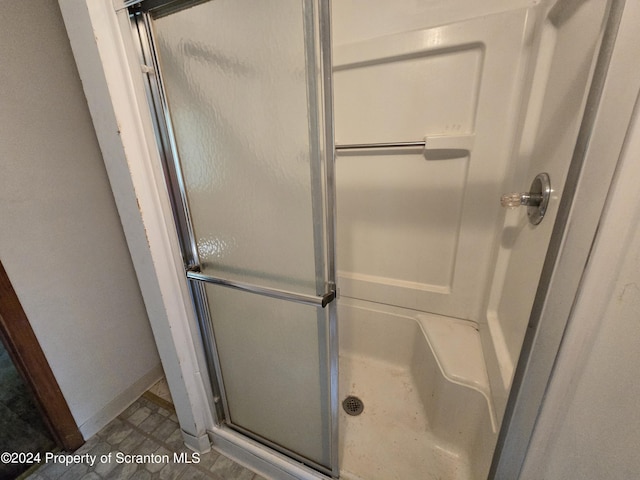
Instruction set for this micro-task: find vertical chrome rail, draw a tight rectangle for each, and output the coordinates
[128,7,231,426]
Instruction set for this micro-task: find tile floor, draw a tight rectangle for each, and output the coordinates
[145,379,173,406]
[1,341,56,480]
[24,388,266,480]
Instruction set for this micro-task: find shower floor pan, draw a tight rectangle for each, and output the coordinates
[338,298,496,480]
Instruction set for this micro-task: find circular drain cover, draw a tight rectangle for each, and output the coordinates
[343,396,364,416]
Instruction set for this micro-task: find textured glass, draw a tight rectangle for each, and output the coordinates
[152,0,331,469]
[154,0,319,294]
[205,284,330,467]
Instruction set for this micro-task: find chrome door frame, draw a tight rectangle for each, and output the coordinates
[127,0,339,477]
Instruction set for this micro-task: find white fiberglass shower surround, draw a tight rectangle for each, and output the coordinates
[59,0,633,479]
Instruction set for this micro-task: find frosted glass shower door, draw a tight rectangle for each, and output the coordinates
[135,0,336,474]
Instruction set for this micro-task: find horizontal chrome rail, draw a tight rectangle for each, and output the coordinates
[335,140,426,151]
[120,0,143,10]
[186,270,335,308]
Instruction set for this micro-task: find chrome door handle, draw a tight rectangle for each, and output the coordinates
[186,267,336,308]
[501,173,551,225]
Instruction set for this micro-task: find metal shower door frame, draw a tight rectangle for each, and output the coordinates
[126,0,339,476]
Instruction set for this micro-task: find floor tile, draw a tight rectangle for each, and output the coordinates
[102,420,133,446]
[73,435,100,456]
[118,429,147,453]
[134,438,162,456]
[58,463,89,480]
[119,401,142,421]
[176,465,211,480]
[209,456,254,480]
[129,469,153,480]
[164,429,186,451]
[108,461,138,480]
[0,343,56,479]
[145,447,172,474]
[157,462,186,480]
[93,456,118,478]
[37,460,69,480]
[26,381,264,480]
[138,413,167,435]
[152,418,179,440]
[156,406,172,418]
[127,406,152,427]
[195,451,220,470]
[78,473,100,480]
[147,379,174,405]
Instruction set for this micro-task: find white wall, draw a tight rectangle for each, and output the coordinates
[0,0,162,439]
[519,89,640,477]
[57,0,216,452]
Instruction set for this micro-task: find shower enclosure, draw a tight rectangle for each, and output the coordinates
[112,0,617,478]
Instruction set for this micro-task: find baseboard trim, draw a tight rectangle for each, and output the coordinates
[182,429,212,453]
[77,364,163,440]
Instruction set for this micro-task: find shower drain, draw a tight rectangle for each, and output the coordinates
[342,396,364,416]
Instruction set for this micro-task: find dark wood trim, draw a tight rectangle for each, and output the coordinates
[0,261,84,451]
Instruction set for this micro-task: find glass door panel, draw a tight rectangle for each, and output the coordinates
[205,284,330,467]
[135,0,336,474]
[153,0,323,294]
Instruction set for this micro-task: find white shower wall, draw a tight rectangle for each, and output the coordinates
[333,0,611,425]
[332,3,544,477]
[333,0,538,432]
[481,0,609,414]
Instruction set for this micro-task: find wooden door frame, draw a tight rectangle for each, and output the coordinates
[0,261,84,451]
